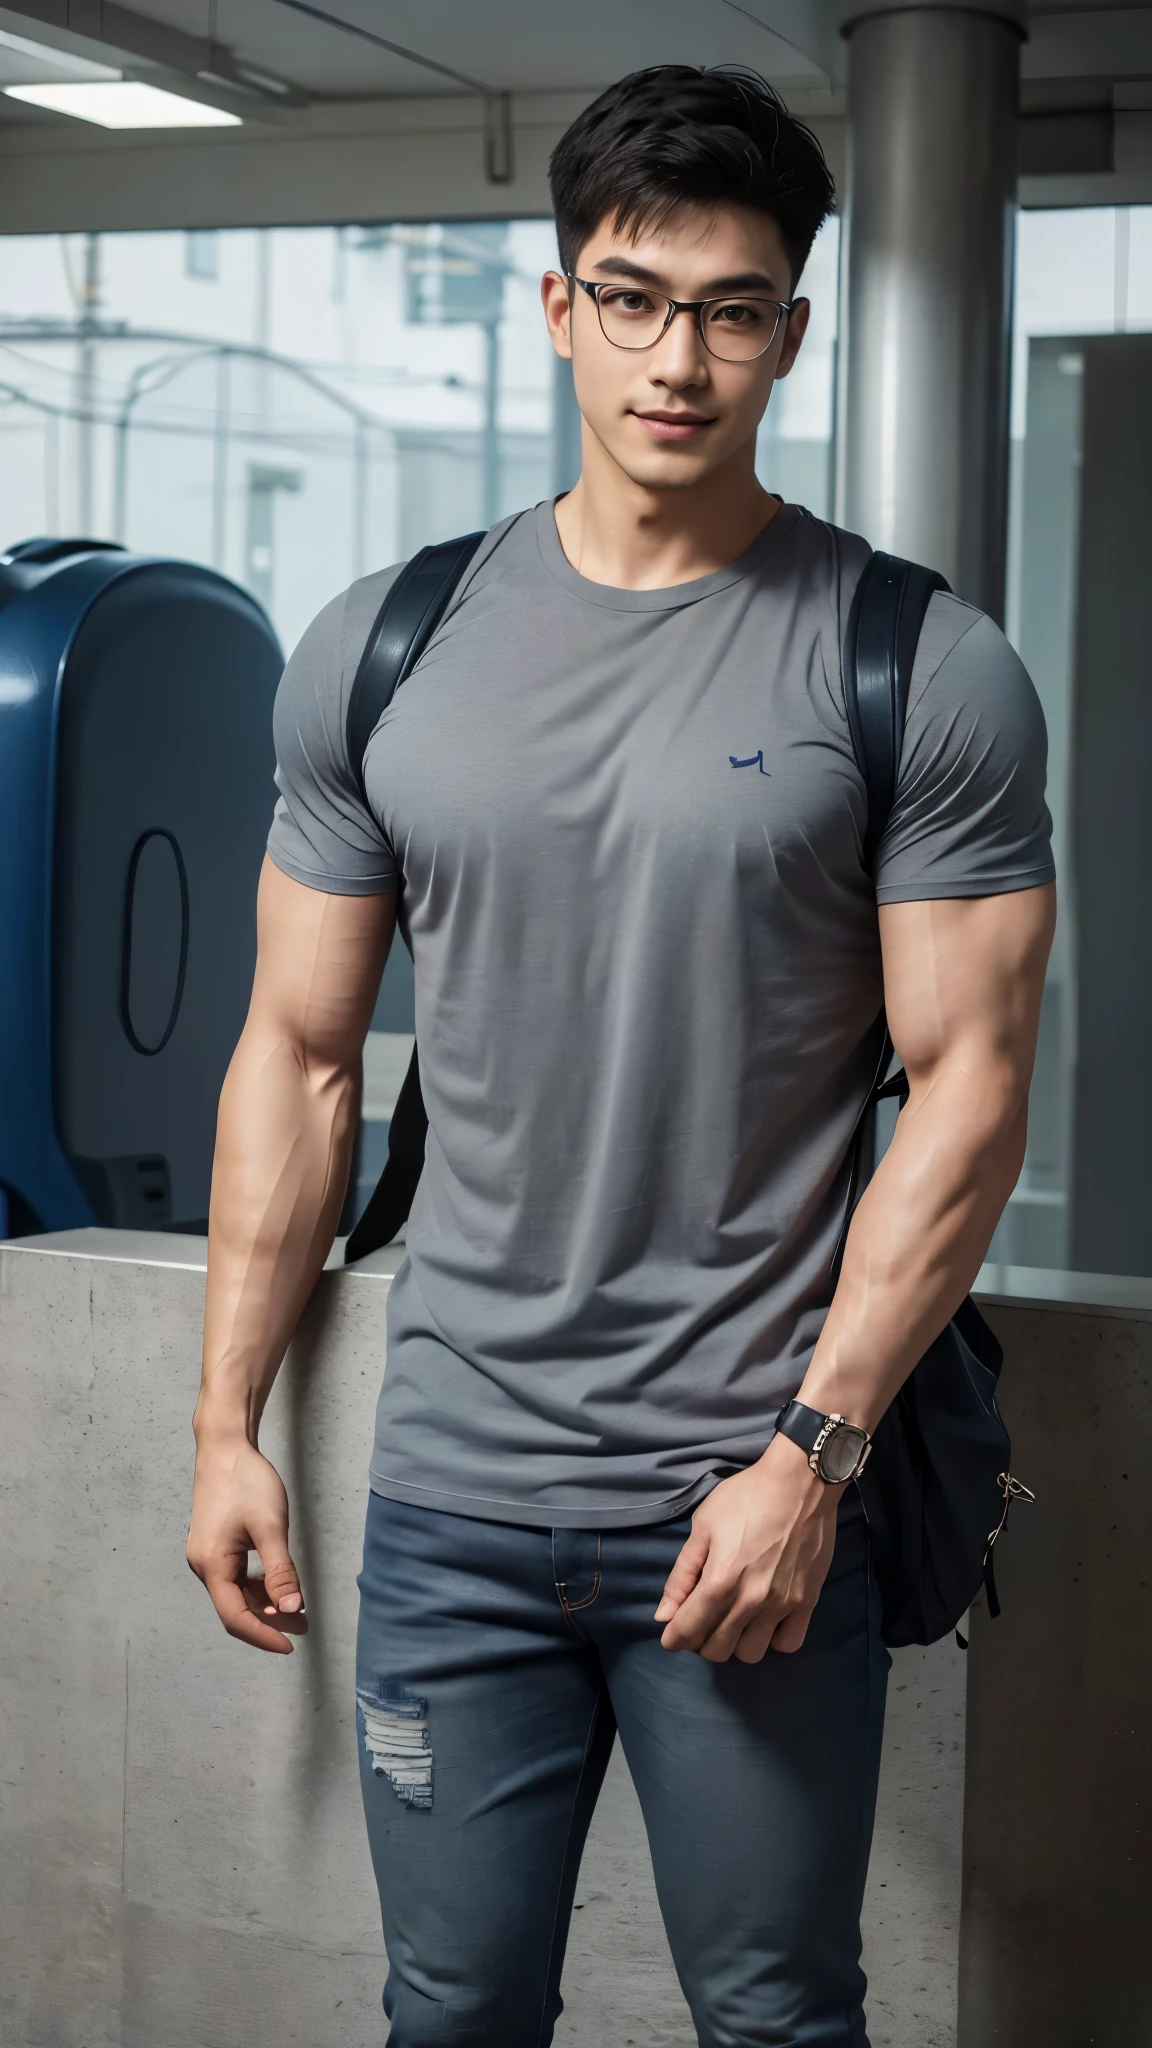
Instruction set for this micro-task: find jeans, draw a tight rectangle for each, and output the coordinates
[356,1488,889,2048]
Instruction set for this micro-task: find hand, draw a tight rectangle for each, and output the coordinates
[654,1433,839,1664]
[187,1436,307,1655]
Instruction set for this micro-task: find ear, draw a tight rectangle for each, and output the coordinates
[773,297,811,383]
[541,270,574,361]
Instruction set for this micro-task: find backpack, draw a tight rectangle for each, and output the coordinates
[342,531,1031,1649]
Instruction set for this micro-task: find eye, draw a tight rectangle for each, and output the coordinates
[709,299,766,327]
[601,287,659,316]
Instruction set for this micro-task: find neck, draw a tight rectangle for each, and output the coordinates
[552,429,778,591]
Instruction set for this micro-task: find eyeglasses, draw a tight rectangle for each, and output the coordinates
[569,275,794,364]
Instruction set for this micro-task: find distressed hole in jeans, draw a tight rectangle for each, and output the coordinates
[357,1684,433,1810]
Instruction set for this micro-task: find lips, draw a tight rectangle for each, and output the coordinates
[632,412,714,441]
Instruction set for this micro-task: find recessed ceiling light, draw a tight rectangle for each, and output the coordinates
[4,80,242,127]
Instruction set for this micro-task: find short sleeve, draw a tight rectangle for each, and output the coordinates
[873,595,1055,904]
[266,573,402,896]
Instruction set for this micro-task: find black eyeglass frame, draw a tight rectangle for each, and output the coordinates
[568,274,795,362]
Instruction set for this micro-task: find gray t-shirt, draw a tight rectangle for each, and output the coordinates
[268,501,1053,1528]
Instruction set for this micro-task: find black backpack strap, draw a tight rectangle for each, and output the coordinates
[346,529,485,800]
[345,1044,430,1264]
[843,550,950,870]
[343,531,484,1266]
[833,549,951,1259]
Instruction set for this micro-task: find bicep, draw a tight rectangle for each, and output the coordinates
[873,608,1054,907]
[246,857,397,1070]
[267,584,399,897]
[879,886,1056,1087]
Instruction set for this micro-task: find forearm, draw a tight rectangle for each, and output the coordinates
[796,1054,1027,1433]
[654,1061,1025,1665]
[195,1026,359,1445]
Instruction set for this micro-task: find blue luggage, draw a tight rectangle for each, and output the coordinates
[0,538,281,1236]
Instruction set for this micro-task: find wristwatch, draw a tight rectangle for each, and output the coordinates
[774,1399,873,1485]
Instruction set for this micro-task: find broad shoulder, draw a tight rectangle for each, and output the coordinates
[909,596,1033,720]
[274,565,406,730]
[781,507,872,584]
[286,508,536,704]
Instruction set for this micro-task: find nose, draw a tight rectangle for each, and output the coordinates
[645,306,710,387]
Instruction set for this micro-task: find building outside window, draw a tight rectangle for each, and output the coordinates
[184,228,220,281]
[0,216,841,651]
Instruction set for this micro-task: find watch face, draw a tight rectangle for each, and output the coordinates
[817,1423,870,1484]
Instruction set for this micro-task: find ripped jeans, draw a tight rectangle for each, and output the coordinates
[356,1489,889,2048]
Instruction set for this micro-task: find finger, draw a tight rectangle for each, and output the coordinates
[660,1569,745,1653]
[767,1603,814,1655]
[251,1533,305,1615]
[733,1610,787,1664]
[243,1575,309,1635]
[698,1601,782,1664]
[654,1529,710,1623]
[204,1568,298,1654]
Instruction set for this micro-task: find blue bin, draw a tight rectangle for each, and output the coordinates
[0,538,282,1236]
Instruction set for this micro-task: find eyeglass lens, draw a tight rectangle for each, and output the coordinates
[594,286,783,362]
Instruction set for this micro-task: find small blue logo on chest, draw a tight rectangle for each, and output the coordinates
[729,749,771,777]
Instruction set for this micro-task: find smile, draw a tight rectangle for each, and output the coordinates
[632,412,715,441]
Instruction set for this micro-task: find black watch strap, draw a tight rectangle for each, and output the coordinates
[775,1399,827,1458]
[775,1398,872,1484]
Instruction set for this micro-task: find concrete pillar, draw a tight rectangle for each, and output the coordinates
[837,6,1022,616]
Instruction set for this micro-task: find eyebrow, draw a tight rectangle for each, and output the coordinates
[588,255,783,296]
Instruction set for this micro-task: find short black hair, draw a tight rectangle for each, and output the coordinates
[549,66,835,291]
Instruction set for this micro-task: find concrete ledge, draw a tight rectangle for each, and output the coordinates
[976,1257,1152,1321]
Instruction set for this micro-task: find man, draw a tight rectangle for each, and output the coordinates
[188,65,1055,2048]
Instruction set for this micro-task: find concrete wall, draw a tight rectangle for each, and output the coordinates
[962,1281,1152,2048]
[7,1234,1136,2047]
[0,1232,390,2048]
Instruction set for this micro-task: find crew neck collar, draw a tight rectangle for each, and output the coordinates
[533,497,801,613]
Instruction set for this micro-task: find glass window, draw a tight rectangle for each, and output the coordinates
[0,216,842,644]
[0,222,561,653]
[0,219,564,1228]
[0,213,841,1238]
[990,207,1152,1275]
[756,216,839,518]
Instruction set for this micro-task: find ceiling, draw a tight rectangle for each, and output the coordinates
[1,0,1149,115]
[0,0,830,112]
[0,0,1148,232]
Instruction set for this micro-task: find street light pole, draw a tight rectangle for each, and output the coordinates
[75,233,101,534]
[482,314,500,529]
[212,349,231,570]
